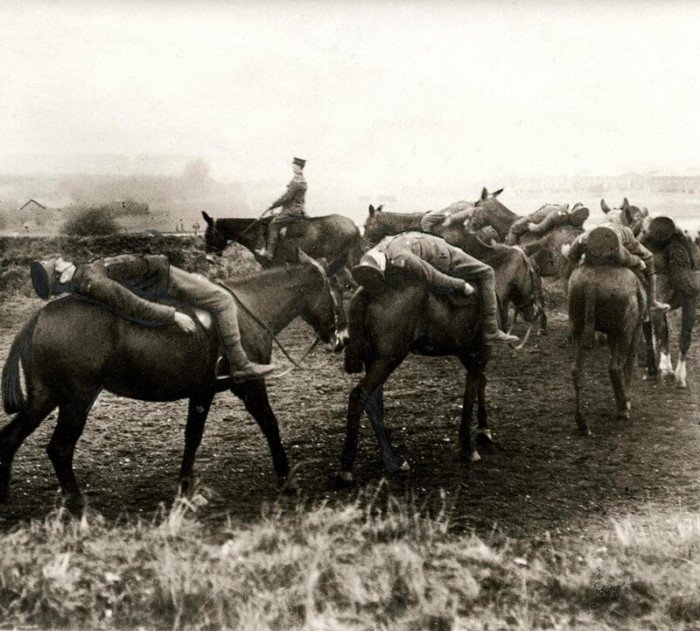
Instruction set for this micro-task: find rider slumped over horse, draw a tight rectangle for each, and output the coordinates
[29,254,278,382]
[256,156,308,260]
[348,232,520,349]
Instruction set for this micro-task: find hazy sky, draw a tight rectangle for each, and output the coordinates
[1,0,699,187]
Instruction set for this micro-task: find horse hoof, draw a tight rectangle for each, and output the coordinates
[475,429,494,448]
[280,477,299,495]
[470,450,481,463]
[617,410,631,421]
[64,495,86,517]
[335,470,355,487]
[576,424,591,437]
[387,460,410,474]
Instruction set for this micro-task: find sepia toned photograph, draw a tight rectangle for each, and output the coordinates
[0,1,698,629]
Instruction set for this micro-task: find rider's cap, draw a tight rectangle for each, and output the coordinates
[30,259,58,299]
[570,203,589,227]
[646,216,677,246]
[293,157,306,168]
[351,250,387,291]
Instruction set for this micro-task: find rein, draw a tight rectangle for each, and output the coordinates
[216,279,329,374]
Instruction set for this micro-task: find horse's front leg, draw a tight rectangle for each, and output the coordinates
[365,385,407,473]
[459,366,479,463]
[338,358,402,484]
[233,381,295,493]
[179,390,215,495]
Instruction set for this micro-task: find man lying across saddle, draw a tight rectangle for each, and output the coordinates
[562,221,670,315]
[419,200,475,234]
[30,254,278,382]
[641,216,699,342]
[256,157,307,260]
[350,231,519,345]
[504,203,589,245]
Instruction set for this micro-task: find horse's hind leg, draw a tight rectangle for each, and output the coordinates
[675,298,695,388]
[364,384,407,474]
[459,363,479,463]
[179,390,215,494]
[46,386,101,515]
[232,381,294,492]
[608,336,630,421]
[656,312,673,379]
[0,386,56,503]
[571,334,589,435]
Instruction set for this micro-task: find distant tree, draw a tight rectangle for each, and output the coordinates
[61,207,120,236]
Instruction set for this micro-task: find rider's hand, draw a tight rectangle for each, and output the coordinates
[635,259,647,272]
[463,282,476,296]
[174,311,197,334]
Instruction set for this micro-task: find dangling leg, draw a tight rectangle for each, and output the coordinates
[179,390,215,494]
[0,385,57,503]
[46,385,101,515]
[167,267,277,382]
[656,311,673,379]
[608,335,630,421]
[259,218,282,260]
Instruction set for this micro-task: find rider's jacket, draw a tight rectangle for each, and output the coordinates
[269,173,307,217]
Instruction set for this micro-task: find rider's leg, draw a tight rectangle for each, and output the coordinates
[451,259,519,344]
[527,209,566,234]
[505,216,529,245]
[261,217,283,259]
[167,267,277,381]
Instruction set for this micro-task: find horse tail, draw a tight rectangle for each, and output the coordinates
[582,283,596,349]
[2,311,40,415]
[344,289,369,374]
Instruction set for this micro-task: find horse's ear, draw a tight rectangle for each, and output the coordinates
[642,207,649,217]
[377,204,384,212]
[202,211,214,226]
[492,188,504,198]
[368,204,375,216]
[601,199,611,213]
[623,207,634,226]
[481,187,488,200]
[621,198,630,210]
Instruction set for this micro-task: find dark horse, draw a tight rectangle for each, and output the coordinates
[202,211,365,279]
[0,254,338,514]
[569,261,650,434]
[363,204,542,337]
[337,281,490,484]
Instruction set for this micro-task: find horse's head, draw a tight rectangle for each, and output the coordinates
[363,204,387,245]
[202,212,229,253]
[470,187,506,231]
[601,198,648,237]
[296,250,344,350]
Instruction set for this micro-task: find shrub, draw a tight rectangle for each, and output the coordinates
[61,207,120,237]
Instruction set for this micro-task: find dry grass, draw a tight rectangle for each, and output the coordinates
[0,487,697,630]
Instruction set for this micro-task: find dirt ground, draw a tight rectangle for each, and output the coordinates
[0,289,697,538]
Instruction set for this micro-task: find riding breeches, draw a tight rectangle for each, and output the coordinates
[166,266,241,347]
[449,261,499,335]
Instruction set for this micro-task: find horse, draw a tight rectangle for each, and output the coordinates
[639,221,698,389]
[0,252,339,514]
[363,204,543,336]
[568,251,653,434]
[337,280,490,484]
[470,188,588,282]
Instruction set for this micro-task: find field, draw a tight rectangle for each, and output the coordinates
[0,236,698,629]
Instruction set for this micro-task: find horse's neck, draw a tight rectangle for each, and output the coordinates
[228,269,311,333]
[381,213,422,234]
[221,220,261,251]
[488,205,520,234]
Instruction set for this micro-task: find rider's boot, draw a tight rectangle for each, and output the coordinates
[227,341,277,383]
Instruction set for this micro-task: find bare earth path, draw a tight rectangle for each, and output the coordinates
[0,294,697,538]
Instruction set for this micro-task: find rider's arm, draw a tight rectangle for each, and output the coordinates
[666,241,700,298]
[72,267,176,326]
[268,180,302,211]
[389,252,465,294]
[623,232,655,270]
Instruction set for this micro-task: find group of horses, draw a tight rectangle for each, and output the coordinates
[0,189,691,514]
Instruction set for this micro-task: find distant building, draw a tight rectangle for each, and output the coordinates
[18,199,47,214]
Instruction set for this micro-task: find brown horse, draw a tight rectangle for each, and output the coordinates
[0,254,339,514]
[363,204,542,334]
[338,280,490,484]
[568,260,648,435]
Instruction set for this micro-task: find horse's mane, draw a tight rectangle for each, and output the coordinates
[225,264,310,291]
